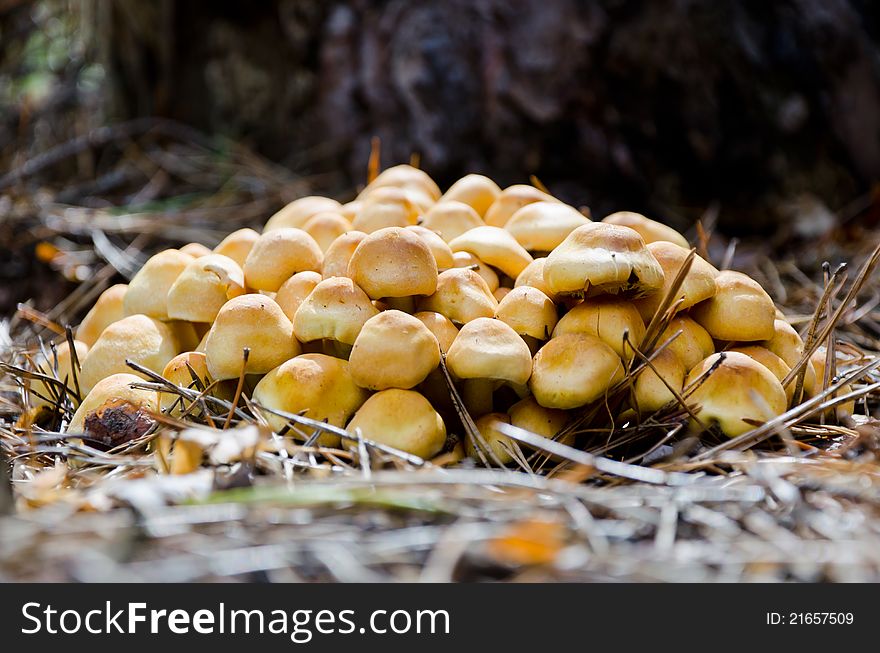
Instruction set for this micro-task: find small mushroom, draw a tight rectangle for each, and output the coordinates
[690,270,776,341]
[466,412,516,464]
[349,310,441,390]
[543,223,664,298]
[166,254,246,323]
[292,277,379,357]
[420,201,484,242]
[810,348,855,419]
[347,226,438,311]
[657,315,715,371]
[406,225,455,269]
[495,286,558,353]
[514,257,559,303]
[274,270,323,323]
[252,353,368,447]
[321,230,368,279]
[451,251,500,292]
[76,283,128,346]
[633,349,686,413]
[602,211,689,248]
[505,201,590,253]
[685,351,787,437]
[413,311,459,353]
[243,228,323,292]
[204,295,300,380]
[123,249,194,319]
[360,164,441,203]
[158,351,222,416]
[66,373,159,448]
[439,174,502,217]
[30,339,89,410]
[728,345,797,403]
[508,396,571,446]
[346,389,447,459]
[302,212,353,253]
[632,241,718,322]
[446,317,532,417]
[352,186,422,233]
[552,297,646,362]
[79,314,182,393]
[179,242,213,258]
[530,334,624,410]
[417,268,498,325]
[484,184,557,228]
[213,228,260,267]
[448,226,534,280]
[263,196,343,231]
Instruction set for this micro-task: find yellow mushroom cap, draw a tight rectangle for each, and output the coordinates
[351,186,421,233]
[418,268,498,325]
[543,223,665,298]
[30,339,89,410]
[508,396,569,440]
[405,225,455,269]
[413,311,459,353]
[514,257,559,303]
[347,227,438,299]
[322,230,368,279]
[204,295,300,380]
[179,242,213,258]
[686,351,787,437]
[439,174,502,217]
[530,333,624,409]
[166,254,246,323]
[448,226,534,279]
[77,283,128,346]
[446,317,532,385]
[633,241,718,322]
[243,227,323,292]
[493,287,512,302]
[757,318,816,395]
[263,196,343,232]
[634,348,686,413]
[690,270,776,341]
[466,412,516,463]
[346,389,446,459]
[810,348,854,418]
[275,270,323,323]
[484,184,557,228]
[505,201,590,252]
[253,353,368,446]
[79,314,182,393]
[349,310,441,390]
[123,249,194,319]
[451,251,500,292]
[158,351,213,415]
[302,212,353,253]
[66,373,159,443]
[420,201,485,242]
[657,315,715,371]
[728,345,797,402]
[602,211,689,248]
[495,286,558,340]
[361,164,442,202]
[213,228,260,267]
[552,297,646,361]
[293,276,379,346]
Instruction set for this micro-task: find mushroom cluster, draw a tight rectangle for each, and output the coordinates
[46,165,842,465]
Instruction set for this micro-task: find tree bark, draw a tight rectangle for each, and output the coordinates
[94,0,880,233]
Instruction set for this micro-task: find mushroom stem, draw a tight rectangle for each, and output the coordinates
[461,378,494,418]
[322,339,353,360]
[384,296,416,313]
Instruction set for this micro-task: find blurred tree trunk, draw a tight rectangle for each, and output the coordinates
[93,0,880,234]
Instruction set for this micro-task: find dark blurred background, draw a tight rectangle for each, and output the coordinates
[2,1,880,309]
